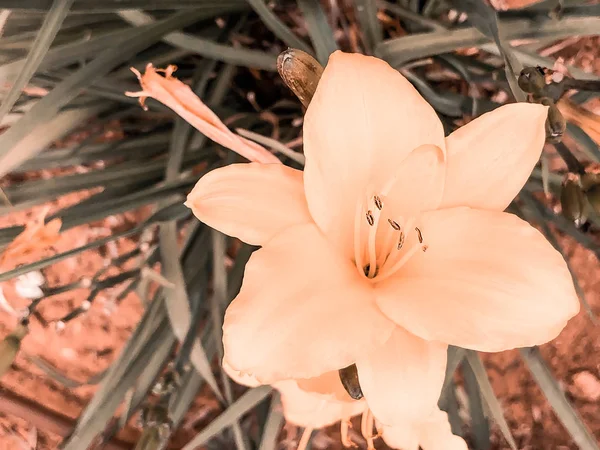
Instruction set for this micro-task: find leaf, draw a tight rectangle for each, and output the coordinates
[462,360,491,450]
[448,0,525,101]
[520,347,600,450]
[245,0,312,53]
[464,350,517,450]
[159,223,225,403]
[297,0,339,65]
[0,10,210,177]
[258,392,284,450]
[235,128,305,165]
[117,10,277,71]
[0,0,74,123]
[376,15,600,68]
[181,386,273,450]
[354,0,382,53]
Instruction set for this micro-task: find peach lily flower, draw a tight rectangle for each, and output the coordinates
[225,363,465,450]
[186,51,579,429]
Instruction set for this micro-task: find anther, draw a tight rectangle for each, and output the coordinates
[387,218,401,231]
[415,227,423,244]
[422,245,428,252]
[366,210,374,226]
[397,232,405,250]
[373,195,383,210]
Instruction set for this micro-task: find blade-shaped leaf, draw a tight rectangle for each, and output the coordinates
[520,347,600,450]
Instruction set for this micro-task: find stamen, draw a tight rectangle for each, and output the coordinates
[387,218,401,230]
[366,207,381,278]
[297,427,314,450]
[366,210,375,226]
[340,420,357,448]
[415,226,423,244]
[422,244,428,252]
[373,195,383,210]
[353,199,365,278]
[377,242,424,283]
[360,410,378,450]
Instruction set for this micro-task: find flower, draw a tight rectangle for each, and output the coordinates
[224,362,464,450]
[126,64,280,165]
[186,51,579,432]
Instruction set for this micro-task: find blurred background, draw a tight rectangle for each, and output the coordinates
[0,0,598,449]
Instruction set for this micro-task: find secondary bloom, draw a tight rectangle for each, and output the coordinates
[186,51,579,431]
[224,363,465,450]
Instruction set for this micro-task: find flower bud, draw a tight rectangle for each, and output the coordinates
[338,364,363,400]
[541,98,566,143]
[560,173,587,227]
[0,323,28,378]
[277,49,324,108]
[518,67,546,94]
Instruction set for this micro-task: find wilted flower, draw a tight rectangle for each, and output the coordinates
[126,64,280,165]
[185,51,579,435]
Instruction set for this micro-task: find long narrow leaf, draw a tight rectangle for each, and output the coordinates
[520,347,599,450]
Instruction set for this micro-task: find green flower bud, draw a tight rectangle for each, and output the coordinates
[518,67,546,95]
[541,98,566,143]
[561,173,587,227]
[277,49,323,109]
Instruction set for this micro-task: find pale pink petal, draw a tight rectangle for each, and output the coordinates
[303,51,445,256]
[379,143,445,219]
[223,223,395,383]
[296,370,355,402]
[380,409,467,450]
[376,207,580,352]
[379,423,419,450]
[222,360,261,388]
[440,103,547,211]
[355,327,447,426]
[185,163,312,246]
[127,64,279,164]
[275,379,366,428]
[417,409,468,450]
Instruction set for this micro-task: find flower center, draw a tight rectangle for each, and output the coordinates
[353,191,427,283]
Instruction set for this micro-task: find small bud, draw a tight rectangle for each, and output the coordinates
[0,324,28,378]
[277,49,324,109]
[338,364,363,400]
[581,165,600,215]
[541,98,566,143]
[518,67,546,94]
[561,173,587,227]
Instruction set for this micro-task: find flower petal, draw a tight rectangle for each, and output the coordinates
[380,409,467,450]
[185,163,312,246]
[223,223,395,383]
[376,207,580,352]
[128,64,279,164]
[355,327,447,426]
[296,370,354,402]
[275,379,366,428]
[440,103,547,211]
[417,409,468,450]
[303,51,445,255]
